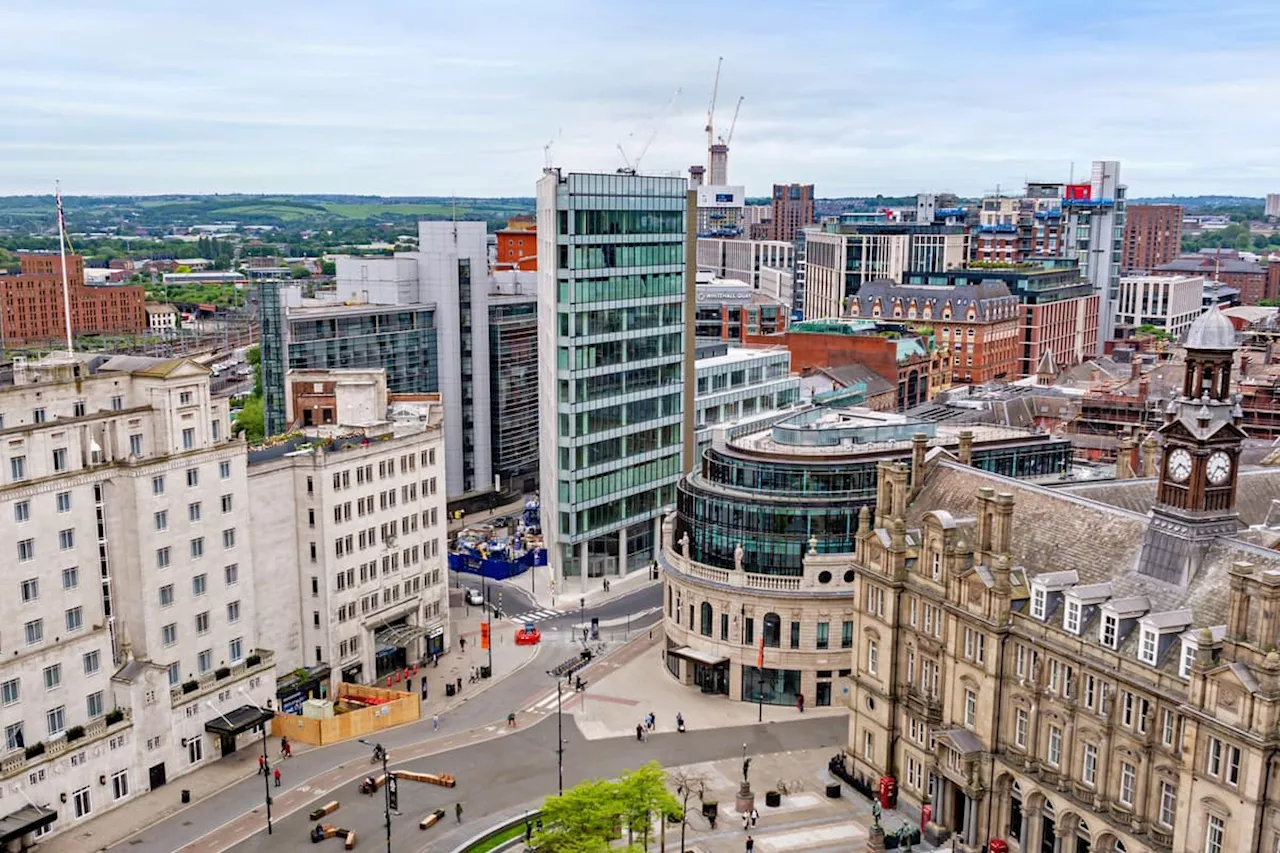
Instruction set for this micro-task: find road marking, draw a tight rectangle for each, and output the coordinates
[507,608,563,623]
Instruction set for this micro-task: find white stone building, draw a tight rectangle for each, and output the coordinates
[1115,274,1206,339]
[0,353,275,845]
[248,369,449,687]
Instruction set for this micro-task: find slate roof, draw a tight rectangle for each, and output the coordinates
[1058,468,1280,528]
[817,364,896,399]
[851,279,1020,323]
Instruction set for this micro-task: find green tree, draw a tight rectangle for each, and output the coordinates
[321,260,336,276]
[234,397,264,444]
[537,778,626,853]
[618,763,683,851]
[246,345,262,398]
[290,265,311,279]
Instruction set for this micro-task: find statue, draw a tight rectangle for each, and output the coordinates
[734,543,744,572]
[679,531,690,560]
[871,799,882,829]
[742,757,752,786]
[808,536,818,556]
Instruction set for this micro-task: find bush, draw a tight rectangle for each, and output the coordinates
[105,708,125,725]
[183,680,199,694]
[215,667,232,680]
[246,654,262,667]
[66,726,85,742]
[24,743,45,760]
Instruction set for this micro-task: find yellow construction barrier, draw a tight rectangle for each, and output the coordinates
[419,809,447,830]
[396,770,457,788]
[309,801,340,821]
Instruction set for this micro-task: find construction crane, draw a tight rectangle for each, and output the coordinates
[617,87,682,173]
[721,96,744,147]
[705,56,723,150]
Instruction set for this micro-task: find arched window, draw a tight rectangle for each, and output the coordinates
[700,602,713,637]
[763,613,782,648]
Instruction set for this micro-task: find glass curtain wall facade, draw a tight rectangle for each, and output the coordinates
[489,298,539,494]
[256,281,288,436]
[538,171,688,583]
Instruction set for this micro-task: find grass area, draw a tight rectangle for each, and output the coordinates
[462,822,524,853]
[215,204,326,220]
[321,202,457,218]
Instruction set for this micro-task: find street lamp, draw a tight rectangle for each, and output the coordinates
[580,596,586,645]
[486,578,493,677]
[546,671,565,796]
[359,739,395,853]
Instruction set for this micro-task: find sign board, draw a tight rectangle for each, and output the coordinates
[388,775,399,811]
[1065,184,1092,201]
[696,185,745,208]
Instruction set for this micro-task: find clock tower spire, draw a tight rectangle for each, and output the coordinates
[1138,305,1245,584]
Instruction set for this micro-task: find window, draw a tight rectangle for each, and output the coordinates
[195,612,210,634]
[225,563,239,585]
[863,730,874,761]
[865,585,885,617]
[867,640,879,675]
[182,428,195,450]
[5,723,23,752]
[1207,737,1223,776]
[1205,814,1224,853]
[47,706,66,737]
[33,408,46,424]
[83,651,100,676]
[130,434,143,456]
[156,547,171,569]
[816,622,829,650]
[21,577,38,603]
[187,468,199,487]
[59,528,75,550]
[1101,613,1118,648]
[790,621,800,649]
[168,663,180,686]
[720,613,729,641]
[65,607,83,633]
[930,551,942,581]
[17,539,34,562]
[1084,674,1096,709]
[189,502,202,522]
[24,619,43,646]
[1064,600,1081,634]
[190,537,204,559]
[227,600,241,623]
[72,786,91,819]
[11,456,27,482]
[1083,743,1097,786]
[1119,761,1136,807]
[1014,709,1028,748]
[155,510,168,531]
[1158,780,1176,828]
[152,475,165,495]
[762,613,781,647]
[842,620,853,649]
[229,637,243,662]
[964,689,976,728]
[197,649,212,674]
[1016,645,1027,678]
[56,491,71,513]
[13,500,29,523]
[1181,640,1197,679]
[699,602,712,637]
[1162,709,1176,747]
[220,460,231,479]
[1227,744,1241,786]
[192,573,207,596]
[1140,628,1158,665]
[87,691,104,719]
[1047,726,1062,767]
[221,494,233,513]
[111,770,129,801]
[162,624,177,647]
[222,528,236,549]
[1031,586,1046,619]
[743,618,753,646]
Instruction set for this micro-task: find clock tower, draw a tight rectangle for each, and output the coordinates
[1139,305,1246,585]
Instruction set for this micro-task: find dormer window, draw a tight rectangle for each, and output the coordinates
[1100,613,1118,649]
[1064,601,1081,634]
[1139,628,1158,666]
[931,552,942,581]
[1179,640,1196,679]
[1031,586,1047,620]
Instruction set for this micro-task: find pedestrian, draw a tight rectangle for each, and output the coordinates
[636,723,644,742]
[797,693,805,713]
[258,755,265,775]
[742,812,750,831]
[460,637,466,652]
[745,835,754,853]
[433,714,440,731]
[421,679,428,701]
[583,627,588,644]
[274,767,281,788]
[406,677,412,693]
[284,739,292,758]
[507,712,517,727]
[750,807,758,827]
[455,802,464,824]
[456,676,462,693]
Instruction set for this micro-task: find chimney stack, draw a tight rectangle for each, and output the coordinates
[957,430,974,466]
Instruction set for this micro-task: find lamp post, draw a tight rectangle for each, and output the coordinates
[359,739,394,853]
[580,596,586,645]
[260,726,273,835]
[546,670,565,796]
[486,579,493,677]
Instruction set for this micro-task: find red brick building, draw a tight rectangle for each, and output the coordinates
[847,280,1021,384]
[1156,251,1267,304]
[1122,204,1183,272]
[1268,261,1280,304]
[0,254,146,344]
[494,217,537,272]
[766,183,815,242]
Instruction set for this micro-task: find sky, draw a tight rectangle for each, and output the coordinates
[2,0,1278,198]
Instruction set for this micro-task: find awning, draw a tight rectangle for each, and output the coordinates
[204,705,275,737]
[668,646,730,667]
[375,623,428,648]
[936,728,984,756]
[0,805,56,844]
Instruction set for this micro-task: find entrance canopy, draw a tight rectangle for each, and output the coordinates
[375,623,427,648]
[669,646,729,667]
[0,805,56,844]
[936,728,984,755]
[204,705,275,738]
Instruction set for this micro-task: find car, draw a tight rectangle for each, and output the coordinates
[490,515,511,528]
[466,588,484,606]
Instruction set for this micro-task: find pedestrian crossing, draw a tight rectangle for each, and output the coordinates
[506,608,563,624]
[523,691,564,714]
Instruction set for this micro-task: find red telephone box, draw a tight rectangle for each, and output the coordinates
[989,840,1009,853]
[878,776,897,809]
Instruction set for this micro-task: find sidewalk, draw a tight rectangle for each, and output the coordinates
[42,603,538,853]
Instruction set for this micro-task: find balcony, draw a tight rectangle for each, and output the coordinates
[170,648,275,705]
[904,684,943,724]
[1,708,133,780]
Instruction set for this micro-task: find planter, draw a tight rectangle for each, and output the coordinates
[24,742,45,760]
[182,680,199,694]
[246,654,262,667]
[765,791,781,808]
[826,782,841,799]
[105,708,125,725]
[215,667,231,680]
[66,726,85,743]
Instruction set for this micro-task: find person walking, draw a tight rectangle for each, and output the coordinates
[797,693,805,713]
[433,714,440,731]
[742,812,750,831]
[273,767,282,788]
[455,802,464,824]
[745,835,754,852]
[636,723,645,742]
[750,807,758,828]
[258,755,265,775]
[507,712,517,727]
[460,637,466,652]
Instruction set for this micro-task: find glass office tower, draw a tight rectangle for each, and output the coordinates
[537,170,688,586]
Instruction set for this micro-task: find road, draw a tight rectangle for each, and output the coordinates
[453,572,663,636]
[235,714,844,852]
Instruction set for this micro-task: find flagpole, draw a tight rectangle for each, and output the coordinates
[757,636,764,723]
[56,182,73,356]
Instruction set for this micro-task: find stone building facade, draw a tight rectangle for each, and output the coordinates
[840,306,1280,853]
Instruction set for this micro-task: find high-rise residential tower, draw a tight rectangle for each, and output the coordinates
[1122,203,1183,273]
[767,184,815,242]
[537,170,690,588]
[1063,160,1126,349]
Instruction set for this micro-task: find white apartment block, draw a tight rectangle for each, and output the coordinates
[1116,274,1206,339]
[248,370,449,688]
[0,353,275,845]
[696,237,794,290]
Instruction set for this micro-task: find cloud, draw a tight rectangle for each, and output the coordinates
[0,0,1277,196]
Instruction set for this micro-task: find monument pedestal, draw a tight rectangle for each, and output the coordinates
[735,783,755,814]
[867,825,886,853]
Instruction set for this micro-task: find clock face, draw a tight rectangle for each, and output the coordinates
[1166,448,1192,483]
[1207,451,1232,485]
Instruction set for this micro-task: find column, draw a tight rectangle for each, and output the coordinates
[578,540,588,592]
[1024,806,1042,853]
[653,514,664,568]
[966,796,978,846]
[618,526,628,576]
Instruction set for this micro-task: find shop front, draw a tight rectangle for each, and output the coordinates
[667,646,730,695]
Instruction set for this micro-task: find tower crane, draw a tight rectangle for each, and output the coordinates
[721,96,744,147]
[705,57,723,151]
[617,87,682,173]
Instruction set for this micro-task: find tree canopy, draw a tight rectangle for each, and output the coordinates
[534,762,681,853]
